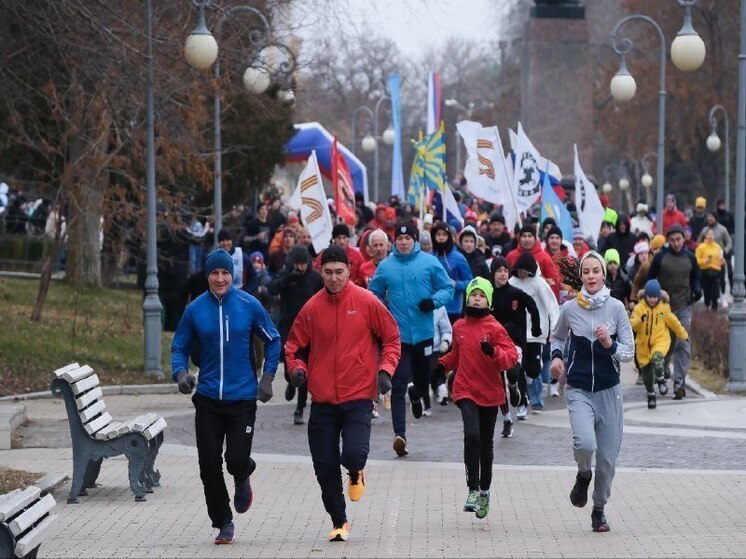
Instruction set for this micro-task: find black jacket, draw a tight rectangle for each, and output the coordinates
[460,248,491,280]
[490,282,542,349]
[605,270,631,304]
[268,265,323,340]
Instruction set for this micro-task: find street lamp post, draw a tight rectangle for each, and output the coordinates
[444,98,474,176]
[617,159,634,213]
[186,0,295,245]
[143,0,162,378]
[351,105,374,158]
[601,164,615,197]
[610,2,705,233]
[640,151,657,205]
[706,104,731,211]
[352,99,394,203]
[727,0,746,391]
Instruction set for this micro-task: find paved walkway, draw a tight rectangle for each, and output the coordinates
[3,362,746,558]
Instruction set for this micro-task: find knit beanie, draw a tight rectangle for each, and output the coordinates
[465,276,494,307]
[546,225,563,240]
[217,228,232,242]
[604,248,621,266]
[287,245,310,266]
[204,248,234,278]
[580,250,606,278]
[695,196,706,209]
[633,242,649,255]
[519,224,537,238]
[332,223,350,238]
[490,256,509,275]
[320,245,349,266]
[394,220,419,241]
[644,279,662,300]
[489,212,505,224]
[512,252,538,276]
[650,234,666,251]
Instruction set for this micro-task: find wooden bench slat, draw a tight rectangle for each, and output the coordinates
[78,400,106,423]
[132,413,158,432]
[0,489,22,506]
[61,364,94,383]
[83,412,112,435]
[0,487,40,522]
[143,417,167,441]
[9,494,55,536]
[53,363,80,378]
[14,513,57,558]
[72,374,100,395]
[94,422,122,440]
[75,386,103,410]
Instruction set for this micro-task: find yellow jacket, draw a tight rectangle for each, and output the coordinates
[695,240,724,272]
[630,295,689,366]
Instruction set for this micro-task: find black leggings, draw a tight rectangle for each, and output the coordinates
[457,398,499,491]
[702,269,720,310]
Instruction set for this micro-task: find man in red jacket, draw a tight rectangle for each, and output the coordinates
[653,193,688,235]
[506,224,560,300]
[313,223,365,284]
[285,246,401,543]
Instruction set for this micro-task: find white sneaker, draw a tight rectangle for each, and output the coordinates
[549,383,560,397]
[516,405,528,420]
[422,406,432,417]
[436,383,448,404]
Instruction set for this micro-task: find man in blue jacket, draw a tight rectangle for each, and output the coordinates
[172,248,281,545]
[369,221,454,457]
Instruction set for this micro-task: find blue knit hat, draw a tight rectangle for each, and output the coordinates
[644,279,662,300]
[204,248,234,278]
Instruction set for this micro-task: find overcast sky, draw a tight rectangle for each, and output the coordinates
[285,0,503,57]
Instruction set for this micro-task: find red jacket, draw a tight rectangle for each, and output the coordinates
[314,245,365,285]
[439,314,518,407]
[506,242,561,300]
[285,281,401,404]
[654,209,688,234]
[357,258,379,287]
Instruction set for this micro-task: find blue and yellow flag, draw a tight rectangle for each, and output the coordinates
[540,165,573,241]
[422,121,446,195]
[407,135,426,208]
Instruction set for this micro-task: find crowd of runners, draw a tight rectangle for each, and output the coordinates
[170,187,731,544]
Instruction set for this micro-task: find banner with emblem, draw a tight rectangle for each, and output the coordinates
[573,144,604,242]
[511,122,562,214]
[288,150,333,253]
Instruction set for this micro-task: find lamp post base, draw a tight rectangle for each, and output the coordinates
[728,298,746,391]
[143,292,163,379]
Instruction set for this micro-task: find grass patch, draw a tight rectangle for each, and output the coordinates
[689,359,729,394]
[0,277,173,396]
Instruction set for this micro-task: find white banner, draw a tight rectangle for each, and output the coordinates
[457,120,518,231]
[512,122,543,212]
[574,144,604,242]
[289,151,333,253]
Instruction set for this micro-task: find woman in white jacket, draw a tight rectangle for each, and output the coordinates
[508,252,559,419]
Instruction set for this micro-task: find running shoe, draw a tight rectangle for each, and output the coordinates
[647,392,657,409]
[214,521,235,545]
[673,385,686,400]
[508,383,521,408]
[657,378,668,396]
[570,470,592,508]
[348,470,365,501]
[408,384,423,418]
[393,435,408,457]
[475,491,490,519]
[285,383,296,401]
[516,405,528,420]
[234,476,253,513]
[501,420,514,438]
[422,406,432,417]
[293,409,304,425]
[328,522,350,542]
[591,508,610,532]
[436,383,448,404]
[549,382,560,397]
[463,490,478,512]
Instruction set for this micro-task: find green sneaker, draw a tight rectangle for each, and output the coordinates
[463,490,478,512]
[475,491,490,519]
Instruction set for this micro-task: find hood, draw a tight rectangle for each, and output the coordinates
[512,252,537,276]
[431,222,454,255]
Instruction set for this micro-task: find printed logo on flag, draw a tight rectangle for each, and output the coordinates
[517,153,540,198]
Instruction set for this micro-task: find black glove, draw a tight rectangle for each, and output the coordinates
[290,369,307,388]
[480,341,495,356]
[176,371,196,395]
[257,374,273,403]
[531,326,542,338]
[377,370,392,395]
[418,298,435,312]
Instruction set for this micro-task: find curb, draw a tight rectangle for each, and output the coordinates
[0,383,177,402]
[0,405,26,450]
[684,376,719,400]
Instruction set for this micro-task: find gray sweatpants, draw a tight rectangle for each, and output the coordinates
[672,306,692,390]
[565,383,623,509]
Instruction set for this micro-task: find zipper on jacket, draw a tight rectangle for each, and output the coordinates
[591,311,595,392]
[225,315,230,342]
[218,299,224,400]
[568,350,576,376]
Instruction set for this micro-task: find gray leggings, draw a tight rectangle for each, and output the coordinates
[565,383,623,509]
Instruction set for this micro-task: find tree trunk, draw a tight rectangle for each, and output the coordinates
[65,187,103,289]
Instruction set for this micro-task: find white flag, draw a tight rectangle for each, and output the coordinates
[574,144,604,243]
[290,151,333,253]
[457,120,518,231]
[511,122,544,212]
[443,184,464,228]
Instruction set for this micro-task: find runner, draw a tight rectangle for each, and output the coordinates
[549,251,634,533]
[285,246,401,542]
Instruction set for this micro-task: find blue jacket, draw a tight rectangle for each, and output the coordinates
[369,243,454,345]
[171,286,281,401]
[434,248,472,316]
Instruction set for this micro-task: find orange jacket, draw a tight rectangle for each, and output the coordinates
[285,281,401,404]
[439,314,518,407]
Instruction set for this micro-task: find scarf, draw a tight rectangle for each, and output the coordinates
[464,306,491,318]
[577,285,611,310]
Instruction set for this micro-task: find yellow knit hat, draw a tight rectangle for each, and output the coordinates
[650,234,666,251]
[695,196,706,209]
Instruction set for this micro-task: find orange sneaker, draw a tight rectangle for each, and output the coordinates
[328,522,350,542]
[348,470,365,501]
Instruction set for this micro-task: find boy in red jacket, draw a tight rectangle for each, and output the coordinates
[434,276,518,519]
[285,246,401,542]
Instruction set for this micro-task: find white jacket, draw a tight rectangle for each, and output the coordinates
[432,306,453,349]
[509,275,559,344]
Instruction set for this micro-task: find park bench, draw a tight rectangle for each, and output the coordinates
[0,485,57,559]
[50,363,166,504]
